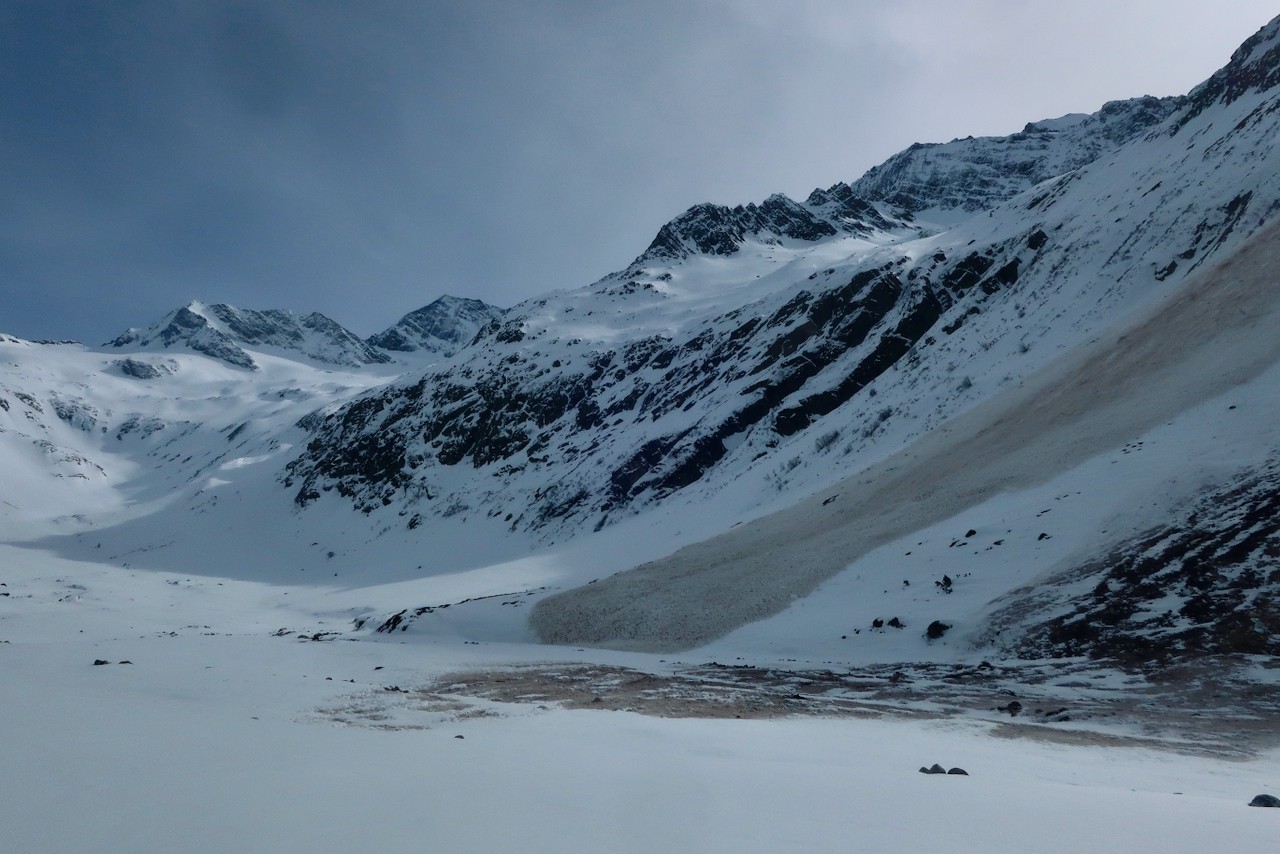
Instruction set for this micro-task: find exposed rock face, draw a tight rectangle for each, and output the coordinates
[108,301,391,370]
[1174,16,1280,131]
[367,295,505,356]
[986,461,1280,662]
[636,191,907,263]
[114,358,177,380]
[282,235,1040,522]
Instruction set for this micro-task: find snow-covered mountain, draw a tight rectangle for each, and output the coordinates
[108,300,391,370]
[11,17,1280,849]
[5,14,1280,664]
[845,94,1184,213]
[633,188,915,263]
[367,295,505,357]
[283,18,1280,555]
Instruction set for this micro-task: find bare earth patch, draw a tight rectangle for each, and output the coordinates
[320,655,1280,758]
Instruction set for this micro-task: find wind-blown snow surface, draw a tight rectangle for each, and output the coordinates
[4,545,1280,854]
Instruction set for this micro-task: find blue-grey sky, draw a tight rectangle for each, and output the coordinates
[2,1,1275,343]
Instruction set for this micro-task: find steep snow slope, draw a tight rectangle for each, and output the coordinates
[531,217,1280,650]
[109,300,391,369]
[284,17,1280,554]
[846,95,1183,213]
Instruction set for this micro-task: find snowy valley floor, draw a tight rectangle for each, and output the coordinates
[3,546,1279,853]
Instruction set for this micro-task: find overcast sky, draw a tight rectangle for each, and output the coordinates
[2,1,1276,343]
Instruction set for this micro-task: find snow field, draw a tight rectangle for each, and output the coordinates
[3,545,1278,853]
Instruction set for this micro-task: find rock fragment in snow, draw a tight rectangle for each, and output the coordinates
[1249,794,1280,807]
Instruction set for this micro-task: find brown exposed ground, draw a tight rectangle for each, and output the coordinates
[324,656,1280,759]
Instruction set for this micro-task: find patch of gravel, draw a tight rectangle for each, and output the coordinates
[342,654,1280,759]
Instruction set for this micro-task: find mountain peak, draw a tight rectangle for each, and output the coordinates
[1174,14,1280,131]
[109,302,391,369]
[634,188,907,265]
[846,93,1185,213]
[367,295,505,357]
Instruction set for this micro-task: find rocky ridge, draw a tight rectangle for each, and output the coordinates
[282,19,1280,542]
[846,95,1185,213]
[108,301,391,370]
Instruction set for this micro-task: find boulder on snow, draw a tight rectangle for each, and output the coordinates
[926,620,951,639]
[919,764,947,774]
[947,767,969,776]
[1249,794,1280,807]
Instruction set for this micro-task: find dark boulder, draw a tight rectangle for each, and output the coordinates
[1249,794,1280,807]
[926,620,952,640]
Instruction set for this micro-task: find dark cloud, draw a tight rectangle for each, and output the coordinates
[1,1,1276,342]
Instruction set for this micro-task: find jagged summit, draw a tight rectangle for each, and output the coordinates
[845,94,1185,213]
[634,190,910,264]
[367,295,505,357]
[1174,13,1280,130]
[108,300,391,370]
[628,93,1185,271]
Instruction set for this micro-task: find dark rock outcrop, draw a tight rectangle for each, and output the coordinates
[988,461,1280,663]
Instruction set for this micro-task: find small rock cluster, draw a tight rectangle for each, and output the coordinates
[919,764,968,776]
